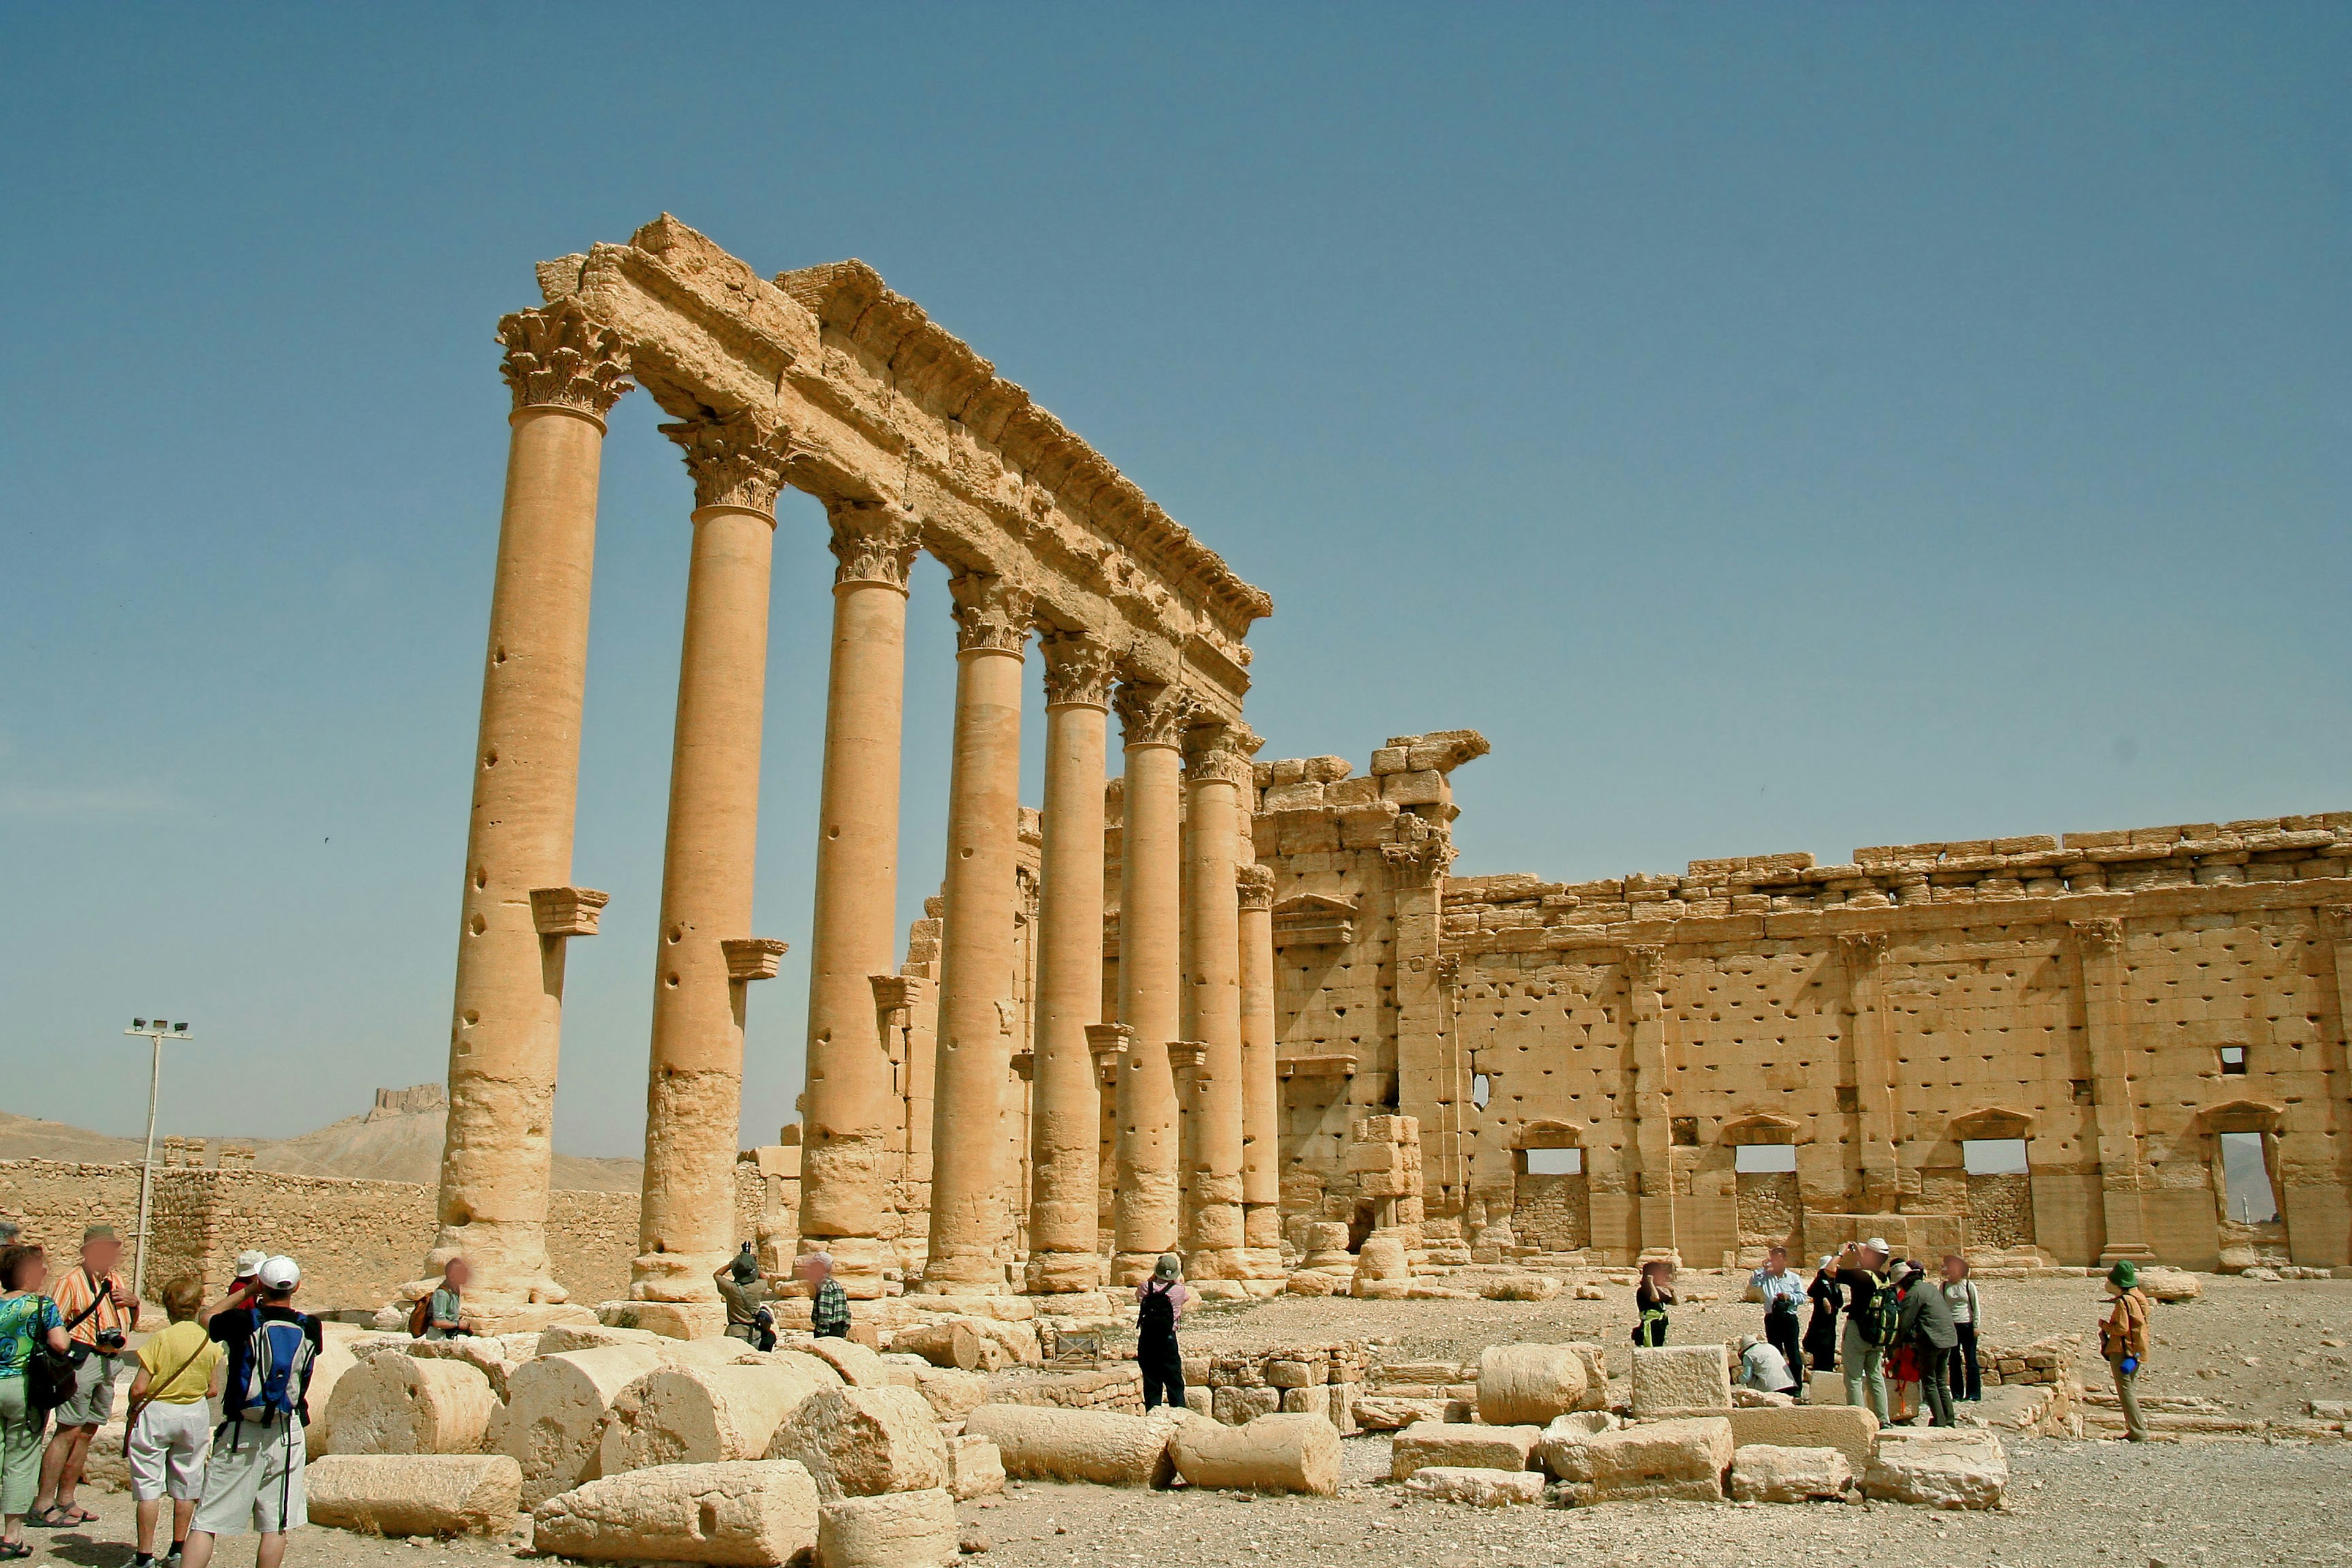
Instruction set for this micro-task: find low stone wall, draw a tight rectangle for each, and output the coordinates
[984,1366,1144,1414]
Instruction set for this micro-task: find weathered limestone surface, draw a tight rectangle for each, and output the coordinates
[532,1460,821,1566]
[598,1360,842,1474]
[1167,1412,1340,1496]
[963,1404,1175,1487]
[942,1436,1004,1501]
[304,1335,363,1460]
[307,1453,522,1536]
[889,1320,1001,1373]
[1387,1423,1540,1480]
[1629,1344,1733,1418]
[1545,1417,1732,1505]
[1475,1343,1589,1427]
[815,1488,959,1568]
[794,1338,891,1387]
[880,1355,988,1420]
[1401,1468,1547,1506]
[1727,1444,1853,1504]
[488,1344,665,1507]
[1864,1431,2010,1510]
[326,1354,498,1457]
[766,1386,949,1500]
[1725,1404,1880,1471]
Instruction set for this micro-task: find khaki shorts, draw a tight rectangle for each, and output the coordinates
[192,1417,306,1537]
[127,1401,213,1502]
[54,1352,119,1427]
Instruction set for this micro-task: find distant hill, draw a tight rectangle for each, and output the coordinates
[0,1085,643,1194]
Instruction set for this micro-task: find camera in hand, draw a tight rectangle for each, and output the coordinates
[95,1329,129,1352]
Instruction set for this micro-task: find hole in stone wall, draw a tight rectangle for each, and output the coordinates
[2220,1131,2278,1223]
[2220,1045,2247,1075]
[1734,1144,1796,1173]
[1469,1073,1491,1109]
[1962,1138,2029,1175]
[1525,1146,1582,1175]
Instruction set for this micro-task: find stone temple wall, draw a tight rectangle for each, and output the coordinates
[1250,735,2352,1270]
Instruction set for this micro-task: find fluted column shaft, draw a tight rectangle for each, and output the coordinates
[921,574,1033,1292]
[1237,862,1281,1258]
[1180,722,1250,1276]
[797,503,921,1298]
[431,303,629,1314]
[1024,635,1115,1292]
[1112,680,1197,1283]
[633,413,792,1305]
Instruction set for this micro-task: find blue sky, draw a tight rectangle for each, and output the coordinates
[3,5,2345,1155]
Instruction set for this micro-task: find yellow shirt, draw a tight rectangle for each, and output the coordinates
[136,1321,222,1404]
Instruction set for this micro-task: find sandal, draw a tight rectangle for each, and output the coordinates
[26,1507,67,1528]
[0,1540,31,1559]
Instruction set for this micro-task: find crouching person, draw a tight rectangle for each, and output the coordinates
[126,1276,225,1566]
[184,1257,319,1568]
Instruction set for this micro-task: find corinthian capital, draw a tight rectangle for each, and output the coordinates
[948,571,1033,655]
[1113,679,1202,749]
[661,410,793,514]
[1039,631,1115,709]
[828,503,921,590]
[1837,931,1890,968]
[1623,943,1665,989]
[497,299,631,419]
[1183,719,1257,788]
[1236,864,1275,911]
[2071,917,2125,955]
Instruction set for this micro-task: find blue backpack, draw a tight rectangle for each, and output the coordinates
[231,1315,315,1425]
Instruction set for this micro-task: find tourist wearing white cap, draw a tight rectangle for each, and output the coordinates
[187,1257,319,1568]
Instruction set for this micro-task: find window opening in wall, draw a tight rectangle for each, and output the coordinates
[1733,1144,1797,1174]
[1962,1138,2029,1175]
[1469,1073,1491,1109]
[2220,1131,2278,1224]
[2220,1046,2247,1076]
[1525,1146,1582,1176]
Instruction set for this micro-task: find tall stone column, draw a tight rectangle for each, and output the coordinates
[2073,918,2155,1262]
[429,301,629,1320]
[1024,633,1115,1293]
[1624,943,1679,1261]
[797,502,922,1298]
[1237,863,1281,1265]
[1839,932,1901,1213]
[921,573,1033,1293]
[1179,720,1251,1280]
[1110,679,1197,1283]
[632,411,794,1321]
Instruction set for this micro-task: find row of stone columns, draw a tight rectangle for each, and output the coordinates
[434,300,1283,1319]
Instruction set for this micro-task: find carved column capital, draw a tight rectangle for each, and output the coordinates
[1623,943,1666,989]
[1837,930,1890,968]
[1379,813,1456,888]
[2318,905,2352,938]
[1235,864,1275,911]
[947,571,1033,655]
[1039,631,1116,709]
[497,299,631,420]
[2071,917,2126,955]
[662,410,793,514]
[1183,718,1257,788]
[1113,679,1202,749]
[827,502,921,590]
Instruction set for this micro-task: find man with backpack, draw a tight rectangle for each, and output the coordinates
[1833,1238,1893,1422]
[1135,1254,1189,1413]
[410,1259,470,1340]
[1892,1256,1959,1426]
[184,1256,318,1568]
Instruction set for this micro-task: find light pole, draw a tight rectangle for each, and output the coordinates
[124,1018,192,1300]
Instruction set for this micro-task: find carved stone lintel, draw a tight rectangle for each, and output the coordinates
[1837,931,1890,968]
[722,937,789,982]
[661,410,793,514]
[1183,719,1256,788]
[1085,1022,1134,1065]
[1167,1041,1209,1077]
[1113,679,1202,749]
[828,502,921,590]
[948,571,1033,655]
[1235,864,1275,911]
[2071,918,2126,955]
[529,886,609,938]
[1623,943,1665,989]
[870,974,921,1017]
[498,299,631,419]
[1039,631,1116,709]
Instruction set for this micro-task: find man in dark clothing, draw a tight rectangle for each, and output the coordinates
[1894,1258,1959,1427]
[799,1253,851,1340]
[187,1256,322,1568]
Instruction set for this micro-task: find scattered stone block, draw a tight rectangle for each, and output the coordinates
[1727,1445,1853,1503]
[489,1343,667,1507]
[326,1352,499,1457]
[1212,1385,1281,1425]
[794,1338,891,1387]
[1863,1432,2008,1509]
[2139,1268,2202,1303]
[962,1404,1176,1487]
[532,1459,820,1565]
[943,1436,1003,1501]
[1279,1385,1331,1419]
[1726,1405,1879,1472]
[307,1453,521,1536]
[767,1386,949,1501]
[304,1336,362,1460]
[405,1335,519,1400]
[1548,1417,1731,1505]
[1477,1275,1561,1302]
[889,1321,1002,1373]
[1401,1467,1547,1506]
[816,1488,959,1568]
[1387,1422,1540,1480]
[599,1360,843,1474]
[1629,1344,1732,1418]
[1476,1344,1589,1427]
[880,1358,989,1422]
[1170,1412,1340,1496]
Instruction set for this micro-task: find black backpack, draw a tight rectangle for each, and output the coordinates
[1138,1281,1176,1335]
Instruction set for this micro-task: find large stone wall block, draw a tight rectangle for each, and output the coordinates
[815,1488,959,1568]
[326,1352,499,1457]
[943,1435,1003,1501]
[1553,1417,1732,1506]
[599,1360,843,1474]
[532,1459,821,1566]
[1725,1404,1879,1471]
[1864,1431,2009,1510]
[307,1453,522,1536]
[1169,1412,1340,1496]
[1401,1467,1547,1506]
[1387,1422,1540,1480]
[766,1386,949,1500]
[1727,1444,1853,1504]
[1629,1343,1732,1418]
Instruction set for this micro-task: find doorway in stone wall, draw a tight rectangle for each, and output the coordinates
[1961,1137,2037,1250]
[2204,1102,2290,1265]
[1732,1144,1801,1254]
[1512,1145,1589,1251]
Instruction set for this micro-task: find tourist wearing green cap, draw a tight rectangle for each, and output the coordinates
[2100,1260,2152,1441]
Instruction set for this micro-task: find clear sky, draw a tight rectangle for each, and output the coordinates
[3,6,2345,1157]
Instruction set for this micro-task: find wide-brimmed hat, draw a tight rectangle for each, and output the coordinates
[2106,1259,2139,1290]
[233,1250,267,1278]
[1153,1253,1182,1281]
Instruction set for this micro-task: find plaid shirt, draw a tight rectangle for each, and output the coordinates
[810,1277,851,1338]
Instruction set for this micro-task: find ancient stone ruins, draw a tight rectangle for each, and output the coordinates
[426,214,2350,1339]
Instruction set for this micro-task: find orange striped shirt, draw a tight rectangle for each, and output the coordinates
[50,1266,129,1347]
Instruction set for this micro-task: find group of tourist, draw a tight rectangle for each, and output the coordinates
[0,1219,337,1568]
[712,1246,851,1349]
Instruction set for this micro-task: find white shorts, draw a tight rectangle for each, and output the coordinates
[192,1417,306,1537]
[128,1401,213,1502]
